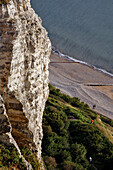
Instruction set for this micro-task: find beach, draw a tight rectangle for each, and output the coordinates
[49,52,113,120]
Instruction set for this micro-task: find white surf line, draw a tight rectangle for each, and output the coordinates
[52,46,113,78]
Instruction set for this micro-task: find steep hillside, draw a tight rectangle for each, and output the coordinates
[42,84,113,170]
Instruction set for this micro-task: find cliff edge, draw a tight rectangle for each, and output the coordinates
[0,0,51,168]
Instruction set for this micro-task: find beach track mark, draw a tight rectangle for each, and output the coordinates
[84,84,113,86]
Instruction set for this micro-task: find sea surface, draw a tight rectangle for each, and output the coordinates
[31,0,113,74]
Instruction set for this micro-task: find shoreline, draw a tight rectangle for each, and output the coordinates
[49,51,113,120]
[52,46,113,78]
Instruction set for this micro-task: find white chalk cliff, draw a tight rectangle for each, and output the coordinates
[0,0,51,168]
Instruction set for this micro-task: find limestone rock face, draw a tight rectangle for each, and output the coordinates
[0,95,12,144]
[0,95,32,169]
[0,0,51,166]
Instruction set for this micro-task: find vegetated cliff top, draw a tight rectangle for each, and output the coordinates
[0,0,10,5]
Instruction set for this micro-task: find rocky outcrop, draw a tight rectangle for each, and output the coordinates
[0,0,51,168]
[0,95,32,169]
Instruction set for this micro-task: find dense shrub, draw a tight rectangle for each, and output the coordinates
[64,106,90,122]
[62,161,76,170]
[0,144,26,169]
[60,93,71,103]
[69,121,113,168]
[100,115,113,127]
[102,154,113,170]
[21,147,40,170]
[42,84,113,169]
[44,156,57,170]
[70,143,89,169]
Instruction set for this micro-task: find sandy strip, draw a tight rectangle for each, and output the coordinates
[49,52,113,120]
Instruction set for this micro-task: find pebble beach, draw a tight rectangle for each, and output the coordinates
[49,52,113,120]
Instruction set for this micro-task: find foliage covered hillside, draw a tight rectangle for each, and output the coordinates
[0,84,113,169]
[0,144,40,169]
[42,84,113,170]
[0,144,26,169]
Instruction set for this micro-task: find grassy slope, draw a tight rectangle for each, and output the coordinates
[48,84,113,142]
[42,84,113,170]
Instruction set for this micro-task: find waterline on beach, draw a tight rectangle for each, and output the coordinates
[52,46,113,78]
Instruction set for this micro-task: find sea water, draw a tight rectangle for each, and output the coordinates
[31,0,113,74]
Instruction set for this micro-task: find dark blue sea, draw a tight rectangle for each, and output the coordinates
[31,0,113,74]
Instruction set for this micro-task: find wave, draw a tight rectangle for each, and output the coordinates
[52,46,113,78]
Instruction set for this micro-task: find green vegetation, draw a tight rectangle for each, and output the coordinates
[0,84,113,169]
[0,144,41,169]
[0,143,26,169]
[100,115,113,127]
[42,84,113,170]
[21,147,40,170]
[0,0,10,5]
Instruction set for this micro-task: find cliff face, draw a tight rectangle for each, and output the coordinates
[0,0,51,167]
